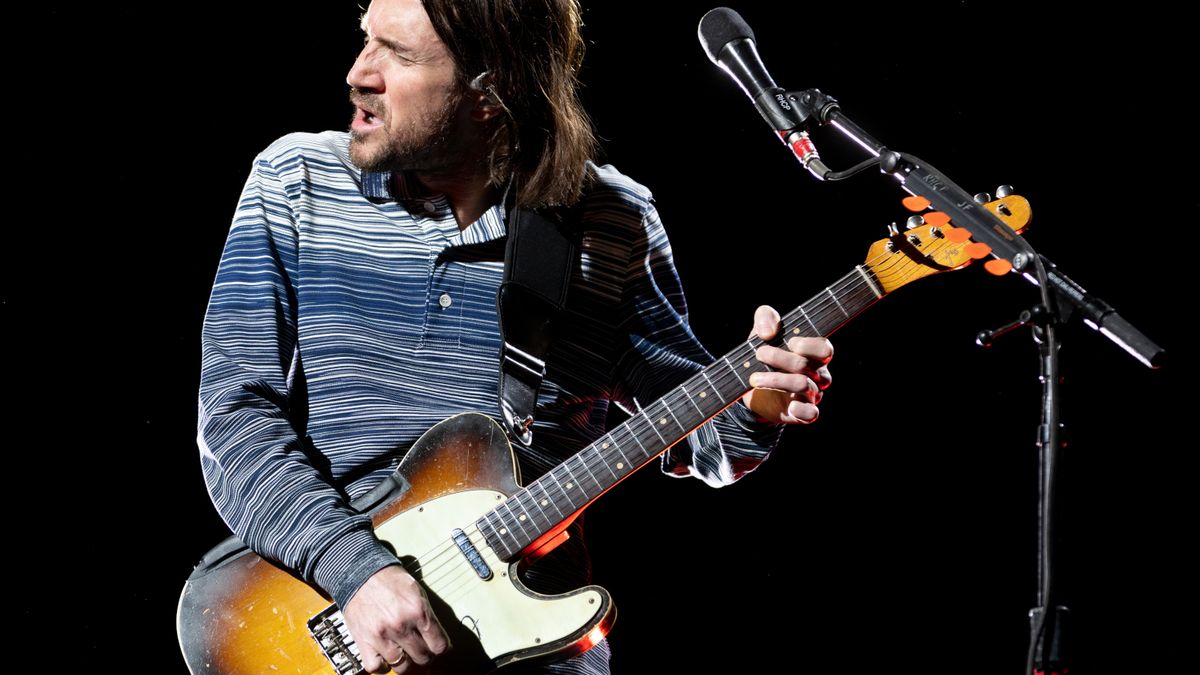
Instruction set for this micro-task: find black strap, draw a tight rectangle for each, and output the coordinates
[496,206,576,446]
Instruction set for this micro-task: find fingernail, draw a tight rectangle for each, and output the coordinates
[749,373,762,387]
[790,401,816,422]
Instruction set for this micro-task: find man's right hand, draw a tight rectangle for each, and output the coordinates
[343,565,451,673]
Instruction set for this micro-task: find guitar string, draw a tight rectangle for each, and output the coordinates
[409,240,952,606]
[398,238,959,599]
[325,233,985,656]
[414,236,964,600]
[414,237,979,617]
[389,235,973,606]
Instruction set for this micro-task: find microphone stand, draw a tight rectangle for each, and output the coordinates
[781,88,1165,675]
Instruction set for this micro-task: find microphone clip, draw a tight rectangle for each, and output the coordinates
[785,88,840,126]
[776,89,838,180]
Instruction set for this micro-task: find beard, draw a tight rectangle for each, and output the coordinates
[348,87,465,173]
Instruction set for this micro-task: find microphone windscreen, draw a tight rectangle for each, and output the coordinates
[698,7,755,63]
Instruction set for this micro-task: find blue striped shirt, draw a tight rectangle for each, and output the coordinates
[197,130,781,615]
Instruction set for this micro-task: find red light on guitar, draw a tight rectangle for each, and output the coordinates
[902,196,931,212]
[924,211,951,226]
[964,242,992,259]
[945,226,972,244]
[984,259,1013,275]
[582,625,608,650]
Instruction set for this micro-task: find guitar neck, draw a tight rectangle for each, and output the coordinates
[477,265,884,561]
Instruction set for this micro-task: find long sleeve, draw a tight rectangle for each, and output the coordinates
[609,193,782,487]
[197,152,398,610]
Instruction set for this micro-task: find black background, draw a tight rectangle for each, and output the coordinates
[17,2,1192,673]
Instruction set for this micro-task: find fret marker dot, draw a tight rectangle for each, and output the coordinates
[659,417,667,425]
[699,391,707,398]
[743,361,751,369]
[617,462,624,470]
[793,328,800,335]
[566,482,574,489]
[499,528,508,535]
[602,442,610,449]
[540,499,548,507]
[519,514,526,522]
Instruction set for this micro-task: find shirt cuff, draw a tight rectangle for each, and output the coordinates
[311,527,402,610]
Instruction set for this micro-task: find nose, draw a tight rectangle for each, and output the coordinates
[347,46,383,92]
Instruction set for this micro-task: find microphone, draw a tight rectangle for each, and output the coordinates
[698,7,829,178]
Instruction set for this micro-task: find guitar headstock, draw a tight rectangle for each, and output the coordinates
[863,192,1032,295]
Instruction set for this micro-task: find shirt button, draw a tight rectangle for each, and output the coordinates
[422,200,436,213]
[438,293,453,308]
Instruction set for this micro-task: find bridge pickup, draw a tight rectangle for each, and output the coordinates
[452,528,493,580]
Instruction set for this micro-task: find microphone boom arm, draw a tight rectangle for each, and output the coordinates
[795,96,1165,368]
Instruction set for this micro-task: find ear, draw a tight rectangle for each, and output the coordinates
[468,71,505,122]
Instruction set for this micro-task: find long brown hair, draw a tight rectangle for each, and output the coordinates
[421,0,597,208]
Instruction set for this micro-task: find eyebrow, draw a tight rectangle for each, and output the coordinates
[372,35,411,54]
[358,17,410,54]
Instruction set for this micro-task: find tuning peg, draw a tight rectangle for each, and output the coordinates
[996,184,1014,197]
[887,222,900,236]
[905,215,924,230]
[973,192,992,204]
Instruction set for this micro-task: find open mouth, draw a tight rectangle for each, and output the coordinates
[352,105,384,132]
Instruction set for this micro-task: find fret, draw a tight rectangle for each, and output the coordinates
[517,488,552,530]
[611,425,647,461]
[699,370,725,408]
[480,509,517,558]
[638,405,668,446]
[499,495,534,537]
[551,464,579,509]
[532,479,565,519]
[825,286,850,319]
[721,355,749,388]
[571,454,603,497]
[624,422,653,458]
[604,434,632,467]
[477,511,500,545]
[485,510,506,540]
[595,437,633,478]
[594,443,620,481]
[680,384,707,418]
[668,389,706,434]
[798,305,820,336]
[653,397,688,442]
[511,485,544,528]
[561,451,600,499]
[603,436,633,474]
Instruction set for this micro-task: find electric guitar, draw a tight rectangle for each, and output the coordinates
[177,194,1031,674]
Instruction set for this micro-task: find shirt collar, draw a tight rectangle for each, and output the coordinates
[361,170,428,203]
[363,169,509,246]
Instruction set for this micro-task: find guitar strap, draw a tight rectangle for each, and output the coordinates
[497,201,578,447]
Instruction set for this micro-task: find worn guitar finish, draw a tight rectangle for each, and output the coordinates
[178,196,1031,674]
[178,414,609,673]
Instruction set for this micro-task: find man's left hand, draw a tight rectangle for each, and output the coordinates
[741,305,833,424]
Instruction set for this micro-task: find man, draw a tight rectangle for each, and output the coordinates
[197,0,833,673]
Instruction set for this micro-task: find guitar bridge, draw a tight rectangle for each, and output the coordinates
[308,606,364,674]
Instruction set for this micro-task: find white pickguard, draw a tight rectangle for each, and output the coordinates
[374,489,605,662]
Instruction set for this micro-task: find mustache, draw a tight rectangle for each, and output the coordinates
[349,89,384,119]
